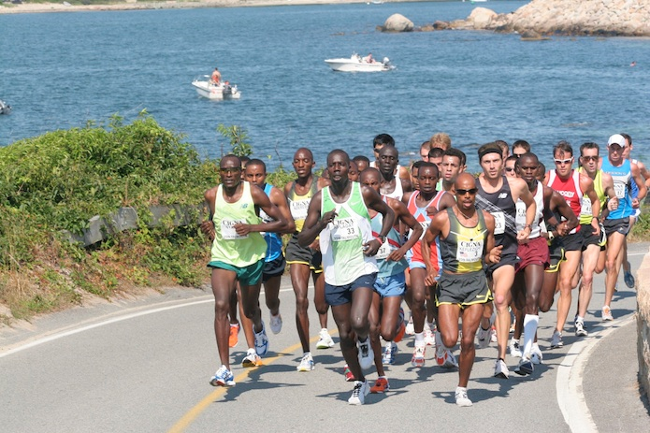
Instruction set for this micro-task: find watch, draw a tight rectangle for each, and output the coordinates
[548,231,555,241]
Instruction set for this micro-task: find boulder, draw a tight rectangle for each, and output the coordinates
[382,13,414,33]
[468,7,497,29]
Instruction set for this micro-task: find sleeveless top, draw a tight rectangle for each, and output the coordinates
[630,159,639,199]
[515,181,544,239]
[287,177,319,232]
[381,176,404,201]
[260,183,283,262]
[546,169,582,234]
[578,168,605,225]
[320,182,378,285]
[440,208,488,273]
[601,158,634,219]
[406,190,445,274]
[370,196,408,278]
[211,182,266,267]
[475,176,517,257]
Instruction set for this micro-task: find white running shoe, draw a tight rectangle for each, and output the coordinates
[242,348,262,368]
[477,325,493,349]
[297,352,315,372]
[254,322,269,356]
[550,330,563,349]
[210,365,235,387]
[382,341,397,366]
[494,358,509,379]
[508,338,522,358]
[602,305,614,321]
[435,347,458,369]
[405,316,415,336]
[455,387,473,407]
[357,338,374,370]
[514,357,534,376]
[575,319,588,337]
[531,343,543,365]
[348,380,370,405]
[316,328,335,349]
[424,329,436,346]
[269,313,283,334]
[411,344,426,367]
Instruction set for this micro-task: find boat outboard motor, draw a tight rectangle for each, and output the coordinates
[382,57,391,66]
[0,100,11,115]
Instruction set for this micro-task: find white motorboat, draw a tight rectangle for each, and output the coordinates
[324,54,393,72]
[191,76,241,100]
[0,100,11,115]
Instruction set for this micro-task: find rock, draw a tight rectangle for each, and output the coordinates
[467,7,497,29]
[520,29,546,41]
[382,13,414,33]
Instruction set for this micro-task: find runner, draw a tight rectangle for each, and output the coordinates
[377,144,412,200]
[202,155,288,387]
[440,148,466,193]
[298,149,395,405]
[474,142,536,379]
[359,168,423,393]
[575,143,617,336]
[284,148,334,371]
[600,134,646,320]
[544,141,600,348]
[424,172,500,406]
[403,162,456,367]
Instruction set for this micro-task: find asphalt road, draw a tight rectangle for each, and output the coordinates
[1,243,649,433]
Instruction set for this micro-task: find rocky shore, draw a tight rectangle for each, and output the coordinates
[381,0,650,37]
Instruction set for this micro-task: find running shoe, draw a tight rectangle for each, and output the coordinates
[494,358,509,379]
[550,330,563,349]
[370,376,390,393]
[343,364,355,382]
[508,338,522,358]
[490,325,498,343]
[382,341,397,366]
[254,321,269,356]
[394,315,406,343]
[575,319,588,337]
[514,357,534,376]
[357,338,374,370]
[210,365,235,387]
[411,344,426,367]
[455,386,472,407]
[624,270,635,289]
[405,316,415,336]
[297,352,315,372]
[435,347,458,369]
[477,325,493,349]
[348,380,370,405]
[269,313,283,334]
[424,329,436,346]
[228,322,240,348]
[602,305,614,321]
[316,328,335,349]
[242,348,262,368]
[531,344,543,365]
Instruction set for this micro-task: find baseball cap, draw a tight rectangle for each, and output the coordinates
[607,134,626,147]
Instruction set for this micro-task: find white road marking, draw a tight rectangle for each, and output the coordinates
[557,315,635,433]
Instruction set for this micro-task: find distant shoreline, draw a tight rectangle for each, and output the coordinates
[0,0,428,14]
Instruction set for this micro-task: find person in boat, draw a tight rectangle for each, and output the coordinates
[210,67,221,85]
[364,53,376,64]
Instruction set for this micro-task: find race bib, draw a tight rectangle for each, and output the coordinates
[221,219,247,240]
[330,217,359,242]
[493,212,505,235]
[375,240,391,260]
[580,196,592,217]
[457,239,484,263]
[614,182,626,199]
[290,199,309,221]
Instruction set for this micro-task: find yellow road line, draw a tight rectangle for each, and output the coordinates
[167,330,337,433]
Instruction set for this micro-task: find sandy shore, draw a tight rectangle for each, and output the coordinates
[0,0,421,14]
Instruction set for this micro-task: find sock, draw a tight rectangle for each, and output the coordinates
[523,314,539,358]
[414,331,425,346]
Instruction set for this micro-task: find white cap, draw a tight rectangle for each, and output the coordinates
[607,134,626,147]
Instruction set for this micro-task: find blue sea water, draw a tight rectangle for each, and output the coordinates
[1,1,649,172]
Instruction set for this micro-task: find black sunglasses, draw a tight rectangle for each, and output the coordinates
[456,188,478,195]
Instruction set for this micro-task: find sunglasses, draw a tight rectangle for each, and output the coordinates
[505,167,515,172]
[581,156,598,162]
[554,158,573,165]
[220,167,242,174]
[456,188,478,195]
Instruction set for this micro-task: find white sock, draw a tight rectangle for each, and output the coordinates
[414,331,425,346]
[523,314,539,358]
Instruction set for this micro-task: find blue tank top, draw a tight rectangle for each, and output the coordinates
[601,158,634,219]
[370,197,408,278]
[260,183,283,262]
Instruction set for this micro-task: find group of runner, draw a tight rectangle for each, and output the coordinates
[201,132,648,406]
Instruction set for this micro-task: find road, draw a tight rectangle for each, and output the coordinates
[1,243,649,433]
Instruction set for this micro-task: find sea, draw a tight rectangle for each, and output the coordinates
[1,1,649,173]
